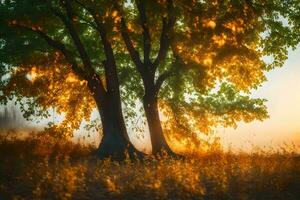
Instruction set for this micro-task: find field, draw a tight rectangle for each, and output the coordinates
[0,133,300,200]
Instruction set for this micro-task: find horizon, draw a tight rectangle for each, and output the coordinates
[218,45,300,152]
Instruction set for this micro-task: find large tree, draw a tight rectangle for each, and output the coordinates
[110,0,300,154]
[1,0,299,156]
[0,0,143,160]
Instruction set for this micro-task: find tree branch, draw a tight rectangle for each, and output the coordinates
[8,22,86,79]
[113,1,145,76]
[154,69,175,96]
[154,45,183,96]
[74,0,122,95]
[59,1,92,69]
[77,15,98,30]
[57,0,107,94]
[136,0,151,64]
[35,30,85,78]
[153,0,175,70]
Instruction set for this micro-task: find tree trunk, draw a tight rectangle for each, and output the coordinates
[88,78,142,160]
[143,92,173,155]
[97,101,138,160]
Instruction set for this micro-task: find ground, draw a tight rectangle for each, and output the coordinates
[0,133,300,200]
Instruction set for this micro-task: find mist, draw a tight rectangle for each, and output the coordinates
[0,102,29,132]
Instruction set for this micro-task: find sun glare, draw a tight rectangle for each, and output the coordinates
[203,57,213,66]
[203,19,216,29]
[28,67,38,82]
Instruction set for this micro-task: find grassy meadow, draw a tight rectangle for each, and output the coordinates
[0,131,300,200]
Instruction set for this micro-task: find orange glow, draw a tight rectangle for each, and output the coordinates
[112,11,118,17]
[5,53,96,138]
[203,19,216,29]
[203,57,213,66]
[29,67,38,81]
[212,33,227,47]
[127,23,134,32]
[224,19,245,33]
[66,74,77,83]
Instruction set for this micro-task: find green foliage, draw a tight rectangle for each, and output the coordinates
[0,0,299,138]
[161,83,268,139]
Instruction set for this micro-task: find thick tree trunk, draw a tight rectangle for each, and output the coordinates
[45,1,142,160]
[115,0,176,155]
[88,78,142,160]
[97,102,139,160]
[143,92,173,155]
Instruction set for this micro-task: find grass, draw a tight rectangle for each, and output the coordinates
[0,132,300,200]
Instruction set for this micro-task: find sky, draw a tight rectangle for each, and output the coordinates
[1,46,300,153]
[217,46,300,152]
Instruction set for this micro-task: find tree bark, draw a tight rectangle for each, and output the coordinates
[97,99,138,160]
[114,0,177,155]
[87,77,142,160]
[56,1,143,160]
[143,87,173,155]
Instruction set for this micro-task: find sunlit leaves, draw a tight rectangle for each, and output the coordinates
[3,52,95,137]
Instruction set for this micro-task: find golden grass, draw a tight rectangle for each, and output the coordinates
[0,133,300,200]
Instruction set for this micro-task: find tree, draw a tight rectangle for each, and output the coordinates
[0,0,142,160]
[111,0,300,154]
[1,0,299,157]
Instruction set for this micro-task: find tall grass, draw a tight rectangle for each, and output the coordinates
[0,132,299,200]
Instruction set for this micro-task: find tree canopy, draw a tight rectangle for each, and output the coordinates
[0,0,299,153]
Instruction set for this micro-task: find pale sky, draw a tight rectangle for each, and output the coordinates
[217,46,300,152]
